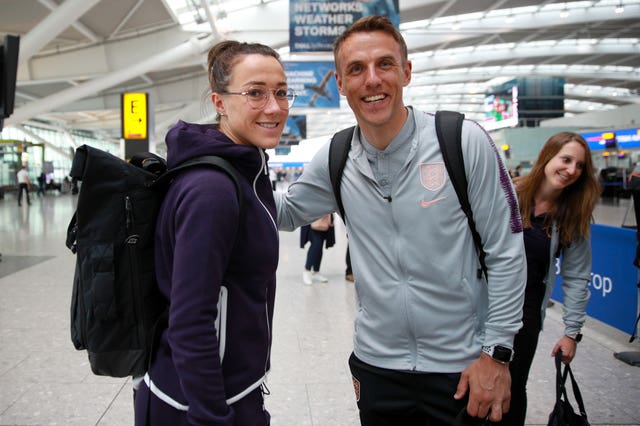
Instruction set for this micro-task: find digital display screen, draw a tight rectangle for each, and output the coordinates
[483,81,518,131]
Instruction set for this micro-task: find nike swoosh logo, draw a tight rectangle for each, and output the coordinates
[420,196,447,208]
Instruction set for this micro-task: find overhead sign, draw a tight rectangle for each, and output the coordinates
[289,0,399,52]
[280,115,307,146]
[582,127,640,151]
[285,62,340,108]
[121,92,148,140]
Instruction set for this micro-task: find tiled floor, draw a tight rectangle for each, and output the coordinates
[0,191,639,425]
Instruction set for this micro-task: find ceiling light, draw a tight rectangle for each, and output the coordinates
[615,2,624,13]
[451,21,461,31]
[559,8,569,18]
[505,14,515,24]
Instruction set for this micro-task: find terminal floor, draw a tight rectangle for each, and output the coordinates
[0,192,639,425]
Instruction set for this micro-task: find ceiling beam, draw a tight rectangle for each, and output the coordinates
[7,34,217,128]
[37,0,100,43]
[108,0,146,40]
[19,0,102,64]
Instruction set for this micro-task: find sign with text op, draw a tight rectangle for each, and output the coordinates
[551,224,638,334]
[289,0,399,52]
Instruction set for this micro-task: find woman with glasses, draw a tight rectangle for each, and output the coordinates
[134,40,294,426]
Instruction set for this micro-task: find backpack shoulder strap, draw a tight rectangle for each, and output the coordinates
[329,126,355,223]
[156,155,244,216]
[435,110,487,279]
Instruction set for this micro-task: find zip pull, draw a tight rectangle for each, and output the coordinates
[125,196,132,230]
[258,148,267,176]
[124,196,140,245]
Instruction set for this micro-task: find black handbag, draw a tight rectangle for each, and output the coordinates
[548,351,590,426]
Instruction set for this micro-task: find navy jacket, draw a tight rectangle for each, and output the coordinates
[147,120,278,424]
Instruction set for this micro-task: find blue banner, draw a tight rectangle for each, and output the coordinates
[289,0,399,52]
[552,224,638,334]
[285,62,340,108]
[280,115,307,145]
[581,127,640,151]
[275,147,292,155]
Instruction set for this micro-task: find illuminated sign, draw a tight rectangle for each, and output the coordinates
[122,92,148,140]
[582,127,640,151]
[483,80,518,131]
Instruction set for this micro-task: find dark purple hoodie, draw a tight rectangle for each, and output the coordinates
[142,120,278,425]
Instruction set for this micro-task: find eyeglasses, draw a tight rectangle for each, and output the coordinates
[222,87,296,110]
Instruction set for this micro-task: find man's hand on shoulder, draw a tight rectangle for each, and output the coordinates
[453,353,511,421]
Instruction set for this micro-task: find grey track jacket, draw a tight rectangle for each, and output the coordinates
[276,109,527,373]
[542,225,591,336]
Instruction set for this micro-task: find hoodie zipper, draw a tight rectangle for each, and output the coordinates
[255,149,278,235]
[125,196,144,348]
[255,148,277,377]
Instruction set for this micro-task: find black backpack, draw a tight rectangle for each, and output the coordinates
[328,110,487,279]
[65,144,242,377]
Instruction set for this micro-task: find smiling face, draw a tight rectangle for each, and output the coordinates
[213,54,288,149]
[334,31,412,142]
[543,140,586,192]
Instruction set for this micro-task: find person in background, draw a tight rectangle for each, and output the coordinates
[514,164,523,177]
[269,166,277,191]
[60,176,72,194]
[345,244,354,282]
[134,40,294,426]
[37,171,46,196]
[275,15,526,423]
[16,165,31,206]
[500,132,600,425]
[301,213,335,285]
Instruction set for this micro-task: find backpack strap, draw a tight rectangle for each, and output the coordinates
[435,110,487,280]
[329,126,355,223]
[156,155,244,217]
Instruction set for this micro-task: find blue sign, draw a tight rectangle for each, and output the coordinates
[289,0,399,53]
[280,115,307,145]
[285,62,340,108]
[275,147,291,155]
[581,127,640,151]
[269,161,308,168]
[552,224,638,334]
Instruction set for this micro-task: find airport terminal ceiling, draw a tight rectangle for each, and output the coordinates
[1,0,639,153]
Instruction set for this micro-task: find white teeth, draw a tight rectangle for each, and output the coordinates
[258,123,277,128]
[364,94,385,102]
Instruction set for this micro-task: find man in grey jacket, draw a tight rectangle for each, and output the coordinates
[275,16,526,424]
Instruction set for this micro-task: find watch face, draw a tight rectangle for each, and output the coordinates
[493,345,513,362]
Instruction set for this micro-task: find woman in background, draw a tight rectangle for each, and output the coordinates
[301,213,335,285]
[134,40,295,425]
[502,132,600,425]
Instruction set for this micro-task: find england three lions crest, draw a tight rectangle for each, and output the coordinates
[419,162,446,191]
